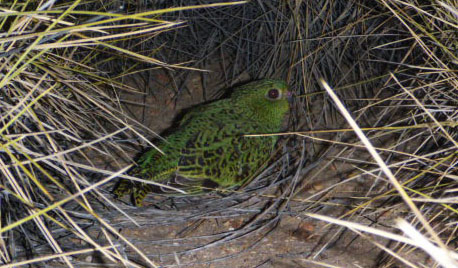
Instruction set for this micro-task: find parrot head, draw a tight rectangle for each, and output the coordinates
[231,79,291,130]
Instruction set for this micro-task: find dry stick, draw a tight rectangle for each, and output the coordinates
[306,213,458,260]
[318,79,454,260]
[397,218,458,268]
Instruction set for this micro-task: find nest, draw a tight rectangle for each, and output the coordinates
[0,0,456,267]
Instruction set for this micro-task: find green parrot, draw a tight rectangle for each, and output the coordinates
[114,79,291,206]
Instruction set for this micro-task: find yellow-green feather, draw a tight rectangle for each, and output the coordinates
[113,79,290,206]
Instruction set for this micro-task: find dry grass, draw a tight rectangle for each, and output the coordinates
[0,0,456,267]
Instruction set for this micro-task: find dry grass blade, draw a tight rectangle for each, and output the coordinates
[307,213,458,267]
[319,79,447,249]
[0,0,456,267]
[0,1,248,267]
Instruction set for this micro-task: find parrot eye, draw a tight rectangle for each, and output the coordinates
[266,89,281,100]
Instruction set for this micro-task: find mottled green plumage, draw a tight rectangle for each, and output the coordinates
[114,79,290,206]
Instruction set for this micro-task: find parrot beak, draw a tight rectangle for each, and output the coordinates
[286,91,294,103]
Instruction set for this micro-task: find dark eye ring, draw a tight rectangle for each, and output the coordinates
[267,89,281,100]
